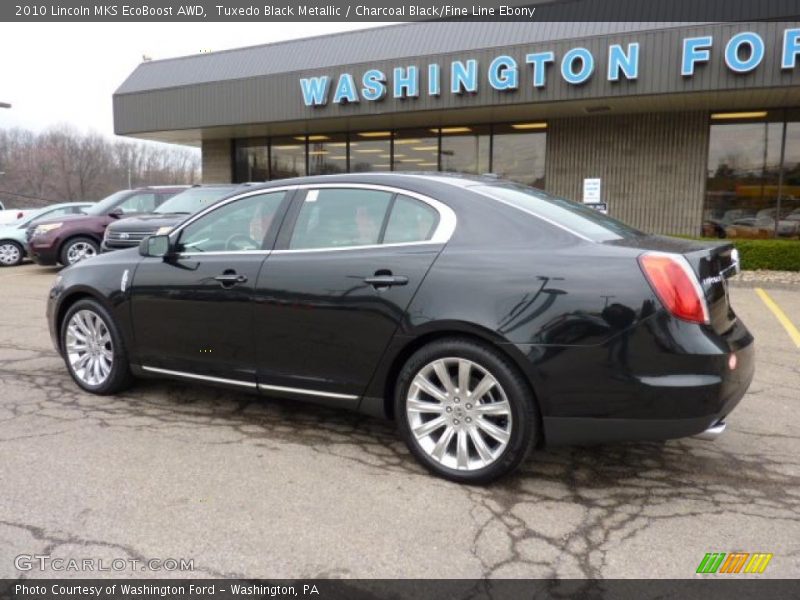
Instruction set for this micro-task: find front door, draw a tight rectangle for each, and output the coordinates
[130,190,291,385]
[255,187,447,403]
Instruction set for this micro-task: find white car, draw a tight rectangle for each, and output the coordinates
[0,208,36,226]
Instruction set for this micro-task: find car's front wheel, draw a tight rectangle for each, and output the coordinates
[0,240,24,266]
[60,236,99,266]
[60,298,133,395]
[395,338,538,484]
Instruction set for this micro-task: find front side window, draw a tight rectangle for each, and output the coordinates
[178,191,286,253]
[117,192,156,214]
[289,189,393,249]
[383,195,439,244]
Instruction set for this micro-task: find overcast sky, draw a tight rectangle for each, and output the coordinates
[0,22,393,146]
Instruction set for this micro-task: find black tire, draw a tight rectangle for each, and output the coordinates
[60,298,134,395]
[394,337,539,484]
[0,240,25,267]
[59,236,100,266]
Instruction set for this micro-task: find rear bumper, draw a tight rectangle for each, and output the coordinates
[519,316,755,446]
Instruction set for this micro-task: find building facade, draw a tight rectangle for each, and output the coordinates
[114,21,800,238]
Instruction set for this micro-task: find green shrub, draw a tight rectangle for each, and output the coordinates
[674,237,800,272]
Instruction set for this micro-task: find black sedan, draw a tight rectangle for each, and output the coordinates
[47,174,754,483]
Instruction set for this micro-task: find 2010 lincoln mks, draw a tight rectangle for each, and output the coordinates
[47,173,754,483]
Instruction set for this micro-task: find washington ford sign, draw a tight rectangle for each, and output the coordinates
[300,28,800,106]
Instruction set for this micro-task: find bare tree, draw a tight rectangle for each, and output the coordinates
[0,125,201,208]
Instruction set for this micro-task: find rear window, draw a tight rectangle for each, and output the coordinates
[473,183,642,242]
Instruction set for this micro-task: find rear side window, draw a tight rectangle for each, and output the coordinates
[289,189,393,249]
[473,183,642,242]
[383,195,439,244]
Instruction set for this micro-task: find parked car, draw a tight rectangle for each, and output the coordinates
[102,184,251,252]
[47,174,754,483]
[0,207,36,226]
[0,202,93,266]
[28,186,188,266]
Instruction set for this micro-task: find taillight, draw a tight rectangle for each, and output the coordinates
[638,253,709,324]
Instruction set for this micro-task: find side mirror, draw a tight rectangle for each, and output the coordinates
[108,207,124,219]
[139,234,171,258]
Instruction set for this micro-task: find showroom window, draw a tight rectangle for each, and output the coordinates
[491,123,547,189]
[307,134,348,176]
[271,136,307,179]
[234,138,269,182]
[231,122,549,187]
[350,131,392,172]
[440,126,490,175]
[704,110,800,240]
[393,128,439,171]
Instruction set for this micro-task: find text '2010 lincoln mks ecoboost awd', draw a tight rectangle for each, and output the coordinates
[47,173,754,483]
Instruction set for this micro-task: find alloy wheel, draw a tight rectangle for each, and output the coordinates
[66,241,96,264]
[65,309,114,386]
[406,357,513,471]
[0,243,21,265]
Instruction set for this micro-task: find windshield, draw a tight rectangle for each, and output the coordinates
[155,187,238,215]
[473,183,643,242]
[85,190,132,216]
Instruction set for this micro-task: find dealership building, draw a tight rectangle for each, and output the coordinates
[114,21,800,237]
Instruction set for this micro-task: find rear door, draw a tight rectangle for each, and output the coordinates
[254,186,454,404]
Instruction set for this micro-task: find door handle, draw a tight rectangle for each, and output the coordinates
[364,275,408,287]
[214,273,248,286]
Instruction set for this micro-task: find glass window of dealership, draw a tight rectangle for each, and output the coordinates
[234,111,800,240]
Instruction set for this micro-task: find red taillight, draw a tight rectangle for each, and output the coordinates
[16,212,23,220]
[638,253,709,324]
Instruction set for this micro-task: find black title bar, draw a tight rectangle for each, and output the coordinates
[3,0,800,22]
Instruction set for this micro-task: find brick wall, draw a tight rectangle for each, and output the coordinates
[201,139,232,183]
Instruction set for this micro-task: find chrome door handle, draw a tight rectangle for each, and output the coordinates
[364,275,408,287]
[214,273,248,285]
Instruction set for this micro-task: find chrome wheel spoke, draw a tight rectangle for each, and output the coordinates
[412,373,448,403]
[469,428,495,465]
[472,400,511,416]
[431,426,455,461]
[457,359,471,394]
[413,415,446,439]
[456,429,469,469]
[433,360,456,395]
[476,417,510,445]
[470,375,496,401]
[406,398,444,414]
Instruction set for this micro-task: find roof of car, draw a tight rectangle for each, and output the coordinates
[241,172,503,192]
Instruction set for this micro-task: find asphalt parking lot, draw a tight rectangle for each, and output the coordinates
[0,263,798,579]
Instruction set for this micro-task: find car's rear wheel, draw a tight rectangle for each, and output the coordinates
[60,298,133,395]
[395,338,538,484]
[60,236,99,266]
[0,240,24,266]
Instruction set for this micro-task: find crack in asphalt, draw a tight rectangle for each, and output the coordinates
[1,343,799,579]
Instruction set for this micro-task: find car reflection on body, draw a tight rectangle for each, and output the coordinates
[46,174,754,483]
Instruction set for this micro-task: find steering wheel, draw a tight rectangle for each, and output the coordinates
[225,233,260,251]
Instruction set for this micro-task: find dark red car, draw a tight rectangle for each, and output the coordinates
[27,186,187,266]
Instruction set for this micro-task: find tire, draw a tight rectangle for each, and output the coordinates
[394,337,538,484]
[0,240,24,266]
[60,298,134,395]
[60,236,99,266]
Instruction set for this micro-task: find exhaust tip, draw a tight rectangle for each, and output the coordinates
[695,420,726,441]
